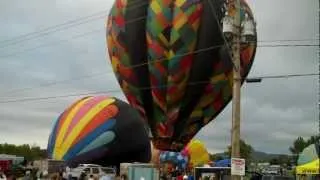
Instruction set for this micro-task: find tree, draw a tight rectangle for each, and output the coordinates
[289,136,308,155]
[0,143,47,161]
[225,139,254,161]
[306,135,320,145]
[210,154,224,161]
[270,155,292,166]
[269,158,280,165]
[289,135,320,165]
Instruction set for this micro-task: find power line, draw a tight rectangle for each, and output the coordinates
[0,0,148,49]
[0,40,318,95]
[0,1,318,97]
[249,73,319,79]
[0,71,110,95]
[0,15,148,59]
[0,44,224,95]
[0,72,317,104]
[0,15,107,49]
[0,0,318,51]
[1,37,318,59]
[259,44,319,47]
[0,1,317,58]
[0,28,104,58]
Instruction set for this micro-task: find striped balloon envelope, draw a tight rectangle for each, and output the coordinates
[47,96,151,166]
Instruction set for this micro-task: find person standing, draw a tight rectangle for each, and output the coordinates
[0,170,6,180]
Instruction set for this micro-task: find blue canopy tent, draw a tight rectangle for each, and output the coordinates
[215,159,231,167]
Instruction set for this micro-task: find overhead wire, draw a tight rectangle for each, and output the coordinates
[0,43,225,96]
[0,72,317,104]
[0,40,318,96]
[0,10,108,46]
[0,0,318,51]
[0,15,318,95]
[0,0,318,100]
[0,0,148,49]
[0,35,317,59]
[0,70,110,95]
[0,0,318,58]
[0,28,104,58]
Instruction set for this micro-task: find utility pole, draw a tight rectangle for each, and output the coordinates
[231,0,242,179]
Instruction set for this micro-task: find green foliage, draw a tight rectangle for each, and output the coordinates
[269,155,291,166]
[289,135,320,165]
[289,135,320,155]
[225,139,254,161]
[209,154,224,161]
[289,136,308,155]
[0,143,47,161]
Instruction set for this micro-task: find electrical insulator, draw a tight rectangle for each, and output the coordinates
[241,14,256,43]
[222,14,234,39]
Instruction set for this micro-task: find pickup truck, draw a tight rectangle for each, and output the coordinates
[69,165,116,179]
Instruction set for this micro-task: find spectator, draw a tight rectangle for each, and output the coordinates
[0,170,6,180]
[22,171,32,180]
[88,174,94,180]
[79,171,87,180]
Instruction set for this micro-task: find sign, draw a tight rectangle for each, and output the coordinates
[231,158,245,176]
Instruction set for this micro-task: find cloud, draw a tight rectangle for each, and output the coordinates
[0,0,318,155]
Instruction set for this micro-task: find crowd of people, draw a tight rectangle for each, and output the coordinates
[159,168,194,180]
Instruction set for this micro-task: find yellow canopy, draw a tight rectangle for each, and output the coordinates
[296,159,319,175]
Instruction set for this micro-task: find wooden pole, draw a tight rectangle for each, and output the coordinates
[231,0,242,179]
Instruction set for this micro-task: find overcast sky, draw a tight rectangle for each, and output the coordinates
[0,0,318,155]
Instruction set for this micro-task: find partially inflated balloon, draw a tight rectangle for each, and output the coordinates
[47,96,151,166]
[159,151,189,170]
[182,139,210,167]
[107,0,257,151]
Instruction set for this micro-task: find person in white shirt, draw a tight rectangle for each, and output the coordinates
[0,171,6,180]
[183,175,188,180]
[88,174,95,180]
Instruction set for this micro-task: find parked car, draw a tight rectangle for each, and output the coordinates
[261,175,294,180]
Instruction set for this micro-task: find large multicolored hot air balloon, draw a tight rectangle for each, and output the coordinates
[47,96,151,166]
[106,0,257,151]
[182,139,210,167]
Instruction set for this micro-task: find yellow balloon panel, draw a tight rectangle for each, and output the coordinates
[185,140,210,166]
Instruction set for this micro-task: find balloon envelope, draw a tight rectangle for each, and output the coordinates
[47,96,151,166]
[297,143,320,165]
[183,139,210,167]
[107,0,257,151]
[159,151,189,170]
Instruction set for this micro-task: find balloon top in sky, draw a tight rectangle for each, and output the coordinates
[107,0,257,151]
[47,96,151,166]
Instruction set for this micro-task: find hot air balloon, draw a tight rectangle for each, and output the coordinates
[47,96,151,167]
[182,139,210,167]
[159,151,189,170]
[106,0,257,151]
